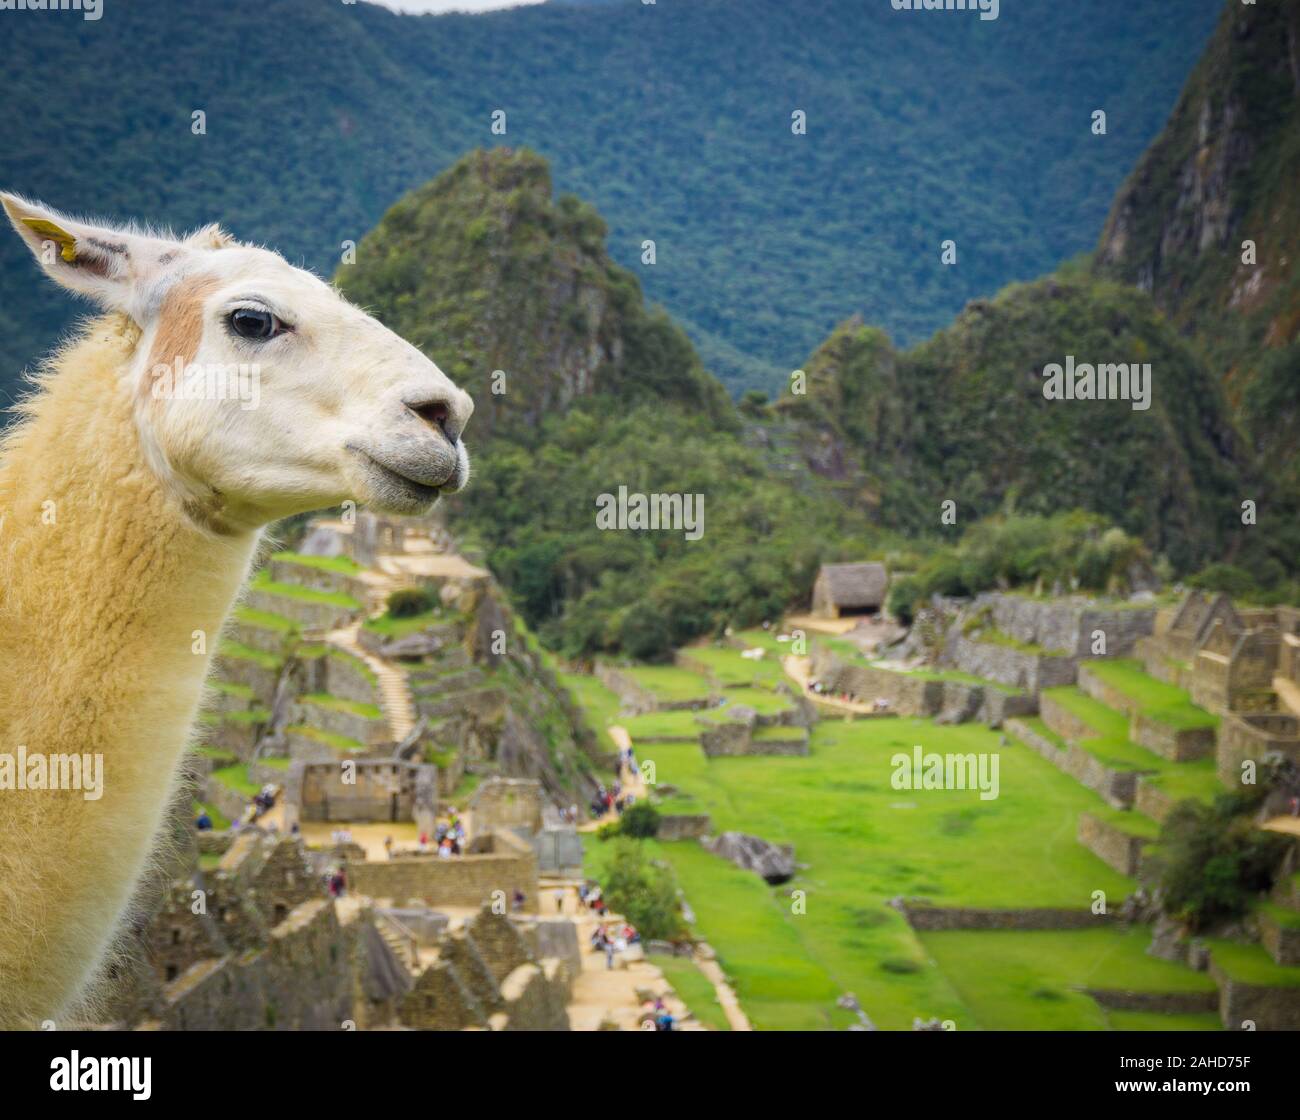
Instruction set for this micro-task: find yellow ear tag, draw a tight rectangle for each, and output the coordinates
[23,218,78,262]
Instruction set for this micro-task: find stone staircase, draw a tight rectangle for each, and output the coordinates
[326,622,417,742]
[375,910,421,974]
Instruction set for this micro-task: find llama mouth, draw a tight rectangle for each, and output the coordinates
[351,449,445,511]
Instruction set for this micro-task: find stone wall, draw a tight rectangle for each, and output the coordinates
[1216,713,1300,786]
[984,593,1154,658]
[809,644,941,715]
[1078,811,1149,877]
[1009,713,1146,808]
[942,633,1077,693]
[1134,777,1179,823]
[895,900,1116,931]
[268,557,369,602]
[1210,956,1300,1031]
[347,829,539,912]
[657,814,713,841]
[1130,713,1216,763]
[324,651,379,708]
[1083,988,1217,1014]
[294,696,386,747]
[1259,911,1300,967]
[469,776,544,834]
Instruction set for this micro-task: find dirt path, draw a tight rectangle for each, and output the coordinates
[782,654,888,717]
[568,723,752,1029]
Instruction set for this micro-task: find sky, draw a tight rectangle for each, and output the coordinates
[364,0,548,13]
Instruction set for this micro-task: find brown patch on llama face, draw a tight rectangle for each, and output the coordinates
[141,274,222,407]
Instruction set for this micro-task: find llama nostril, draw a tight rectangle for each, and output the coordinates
[408,400,457,445]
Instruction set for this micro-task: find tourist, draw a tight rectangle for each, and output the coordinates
[194,809,213,831]
[512,888,526,913]
[554,887,565,913]
[656,1010,675,1032]
[604,937,615,970]
[418,831,429,853]
[384,835,394,860]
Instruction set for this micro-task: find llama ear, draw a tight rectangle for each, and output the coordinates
[1,193,179,311]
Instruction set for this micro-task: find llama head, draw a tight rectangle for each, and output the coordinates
[2,193,473,530]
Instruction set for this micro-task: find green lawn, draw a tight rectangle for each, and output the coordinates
[1208,940,1300,988]
[919,928,1219,1031]
[682,644,786,688]
[622,709,703,741]
[718,686,794,717]
[559,672,622,754]
[652,954,733,1031]
[621,664,714,704]
[608,716,1176,1029]
[1083,659,1218,731]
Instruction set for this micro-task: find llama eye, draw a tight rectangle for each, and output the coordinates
[228,308,281,340]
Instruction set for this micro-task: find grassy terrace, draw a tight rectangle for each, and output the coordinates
[619,664,714,704]
[621,709,702,741]
[248,571,362,610]
[193,799,230,830]
[681,643,785,688]
[815,637,1024,694]
[619,716,1163,1029]
[329,648,377,684]
[300,692,383,720]
[1040,686,1221,801]
[1207,940,1300,988]
[232,605,298,635]
[217,640,285,671]
[968,625,1067,657]
[212,763,260,797]
[717,687,794,717]
[1082,659,1218,730]
[920,928,1218,1031]
[270,550,362,576]
[362,606,448,638]
[286,723,365,752]
[559,672,622,755]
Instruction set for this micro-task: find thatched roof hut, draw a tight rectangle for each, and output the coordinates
[811,562,888,618]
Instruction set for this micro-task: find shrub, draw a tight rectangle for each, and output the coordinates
[1150,791,1289,932]
[619,801,661,839]
[601,837,685,940]
[387,587,434,618]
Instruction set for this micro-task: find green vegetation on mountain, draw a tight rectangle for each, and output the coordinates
[1093,0,1300,527]
[774,272,1251,574]
[0,0,1221,397]
[345,149,1244,657]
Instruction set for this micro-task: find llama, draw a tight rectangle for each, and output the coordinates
[0,194,473,1028]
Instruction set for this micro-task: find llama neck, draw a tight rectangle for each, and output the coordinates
[0,315,259,1025]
